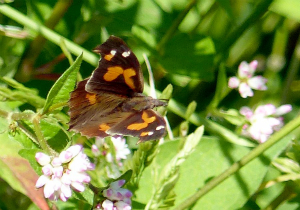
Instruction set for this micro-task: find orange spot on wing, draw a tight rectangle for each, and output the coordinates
[127,111,156,131]
[123,68,136,90]
[99,123,110,131]
[104,66,124,81]
[104,54,114,61]
[127,122,148,130]
[85,93,97,104]
[140,132,149,136]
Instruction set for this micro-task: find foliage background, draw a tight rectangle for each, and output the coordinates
[0,0,300,209]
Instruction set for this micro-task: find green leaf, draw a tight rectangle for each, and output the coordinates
[146,126,204,209]
[185,101,197,120]
[40,119,70,152]
[270,0,300,22]
[159,33,215,81]
[73,187,94,206]
[42,53,82,114]
[219,109,245,126]
[18,148,43,175]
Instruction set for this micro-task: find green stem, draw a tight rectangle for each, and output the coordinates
[0,4,99,67]
[173,114,300,210]
[32,114,51,155]
[281,32,300,104]
[16,0,73,82]
[215,0,273,65]
[156,0,197,52]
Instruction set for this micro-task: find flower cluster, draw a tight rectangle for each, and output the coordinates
[94,180,132,210]
[228,60,267,98]
[240,104,292,143]
[35,145,95,201]
[92,136,131,178]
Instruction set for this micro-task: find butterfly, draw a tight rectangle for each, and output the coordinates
[68,36,168,142]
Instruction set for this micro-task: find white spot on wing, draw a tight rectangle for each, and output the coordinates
[122,51,131,57]
[110,50,116,55]
[147,131,154,136]
[156,125,165,131]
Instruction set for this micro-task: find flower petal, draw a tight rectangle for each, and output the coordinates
[239,83,253,98]
[228,77,240,88]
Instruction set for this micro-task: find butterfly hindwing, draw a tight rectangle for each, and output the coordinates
[107,110,166,142]
[86,36,144,95]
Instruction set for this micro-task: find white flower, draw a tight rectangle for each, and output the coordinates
[228,60,267,98]
[240,104,292,143]
[35,145,94,202]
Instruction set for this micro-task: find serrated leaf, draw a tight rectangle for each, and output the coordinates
[42,53,82,114]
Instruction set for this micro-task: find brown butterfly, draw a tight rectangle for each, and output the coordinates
[68,36,167,142]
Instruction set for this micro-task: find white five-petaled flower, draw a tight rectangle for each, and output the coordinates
[97,180,132,210]
[240,104,292,143]
[228,60,267,98]
[35,145,95,202]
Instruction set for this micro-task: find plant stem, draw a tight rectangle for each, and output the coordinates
[156,0,197,52]
[215,0,273,65]
[32,114,51,155]
[173,114,300,210]
[0,4,98,67]
[16,0,73,82]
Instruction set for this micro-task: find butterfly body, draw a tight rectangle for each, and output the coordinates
[68,36,167,142]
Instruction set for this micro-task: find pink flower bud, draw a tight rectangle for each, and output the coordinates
[51,157,62,167]
[102,199,114,210]
[71,181,85,192]
[36,175,49,188]
[276,104,292,115]
[35,152,50,166]
[115,201,132,210]
[42,164,53,176]
[66,144,83,157]
[52,166,63,178]
[59,150,73,163]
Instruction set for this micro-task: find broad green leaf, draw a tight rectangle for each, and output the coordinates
[18,148,43,175]
[40,119,70,152]
[159,33,215,81]
[146,126,204,209]
[270,0,300,22]
[135,133,291,209]
[42,53,82,114]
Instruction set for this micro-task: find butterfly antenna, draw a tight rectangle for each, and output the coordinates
[143,53,157,99]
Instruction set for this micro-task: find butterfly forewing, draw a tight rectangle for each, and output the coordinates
[86,36,144,95]
[68,36,167,142]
